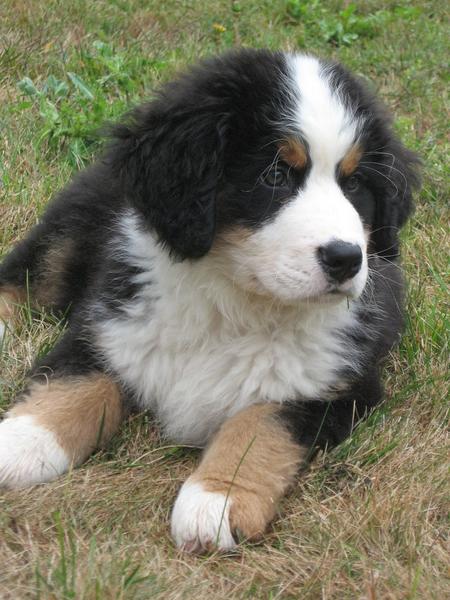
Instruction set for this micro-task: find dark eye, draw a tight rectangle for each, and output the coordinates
[345,174,361,193]
[262,165,289,188]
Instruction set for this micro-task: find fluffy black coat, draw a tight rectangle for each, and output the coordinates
[0,48,420,459]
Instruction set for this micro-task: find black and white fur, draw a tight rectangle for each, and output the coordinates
[0,50,419,549]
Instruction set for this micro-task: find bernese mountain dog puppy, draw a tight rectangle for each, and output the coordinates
[0,50,420,553]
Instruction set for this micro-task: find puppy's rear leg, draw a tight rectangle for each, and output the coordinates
[0,222,78,339]
[0,286,27,340]
[0,333,124,489]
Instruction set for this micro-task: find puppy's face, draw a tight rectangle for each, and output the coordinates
[117,50,418,303]
[215,153,370,304]
[213,56,372,303]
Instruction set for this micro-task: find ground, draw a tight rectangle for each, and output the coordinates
[0,1,448,598]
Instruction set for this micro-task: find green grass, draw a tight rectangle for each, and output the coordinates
[0,1,449,598]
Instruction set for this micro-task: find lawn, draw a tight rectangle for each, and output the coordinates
[0,0,448,598]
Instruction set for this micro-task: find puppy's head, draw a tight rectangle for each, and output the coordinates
[111,50,420,303]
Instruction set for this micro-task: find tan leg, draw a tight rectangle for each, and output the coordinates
[0,374,123,489]
[171,403,306,553]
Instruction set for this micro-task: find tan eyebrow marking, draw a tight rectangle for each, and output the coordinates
[340,143,363,176]
[278,138,308,169]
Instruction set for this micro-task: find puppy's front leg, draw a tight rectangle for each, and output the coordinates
[171,404,306,553]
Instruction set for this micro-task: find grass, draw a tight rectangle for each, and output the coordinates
[0,0,448,597]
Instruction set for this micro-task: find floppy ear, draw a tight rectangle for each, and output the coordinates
[371,137,421,258]
[110,97,228,259]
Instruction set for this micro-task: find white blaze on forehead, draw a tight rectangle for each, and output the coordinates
[287,55,359,172]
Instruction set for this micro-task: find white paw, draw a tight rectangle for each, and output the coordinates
[171,481,236,553]
[0,415,70,489]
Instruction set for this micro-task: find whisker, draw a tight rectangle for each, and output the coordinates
[362,150,396,168]
[367,254,403,272]
[359,164,399,197]
[360,160,408,188]
[369,224,400,235]
[258,138,286,151]
[370,240,401,255]
[240,148,284,193]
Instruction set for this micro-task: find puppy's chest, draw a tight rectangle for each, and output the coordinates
[98,296,353,445]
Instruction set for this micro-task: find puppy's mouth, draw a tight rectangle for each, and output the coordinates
[328,287,348,296]
[323,276,367,299]
[314,286,355,305]
[300,287,354,304]
[249,275,362,305]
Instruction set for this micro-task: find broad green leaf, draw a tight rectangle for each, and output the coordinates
[67,72,94,100]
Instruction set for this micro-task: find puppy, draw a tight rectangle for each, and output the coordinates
[0,50,420,552]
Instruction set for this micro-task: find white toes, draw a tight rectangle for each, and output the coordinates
[0,415,70,489]
[171,481,236,553]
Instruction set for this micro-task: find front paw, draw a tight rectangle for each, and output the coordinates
[171,479,272,553]
[171,481,236,553]
[0,415,70,489]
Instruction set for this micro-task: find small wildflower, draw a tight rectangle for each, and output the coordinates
[212,23,226,33]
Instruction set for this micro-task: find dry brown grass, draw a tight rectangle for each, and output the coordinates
[1,0,449,598]
[0,375,448,598]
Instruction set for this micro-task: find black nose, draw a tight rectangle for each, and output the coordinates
[318,241,362,283]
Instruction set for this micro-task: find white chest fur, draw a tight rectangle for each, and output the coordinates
[95,214,361,445]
